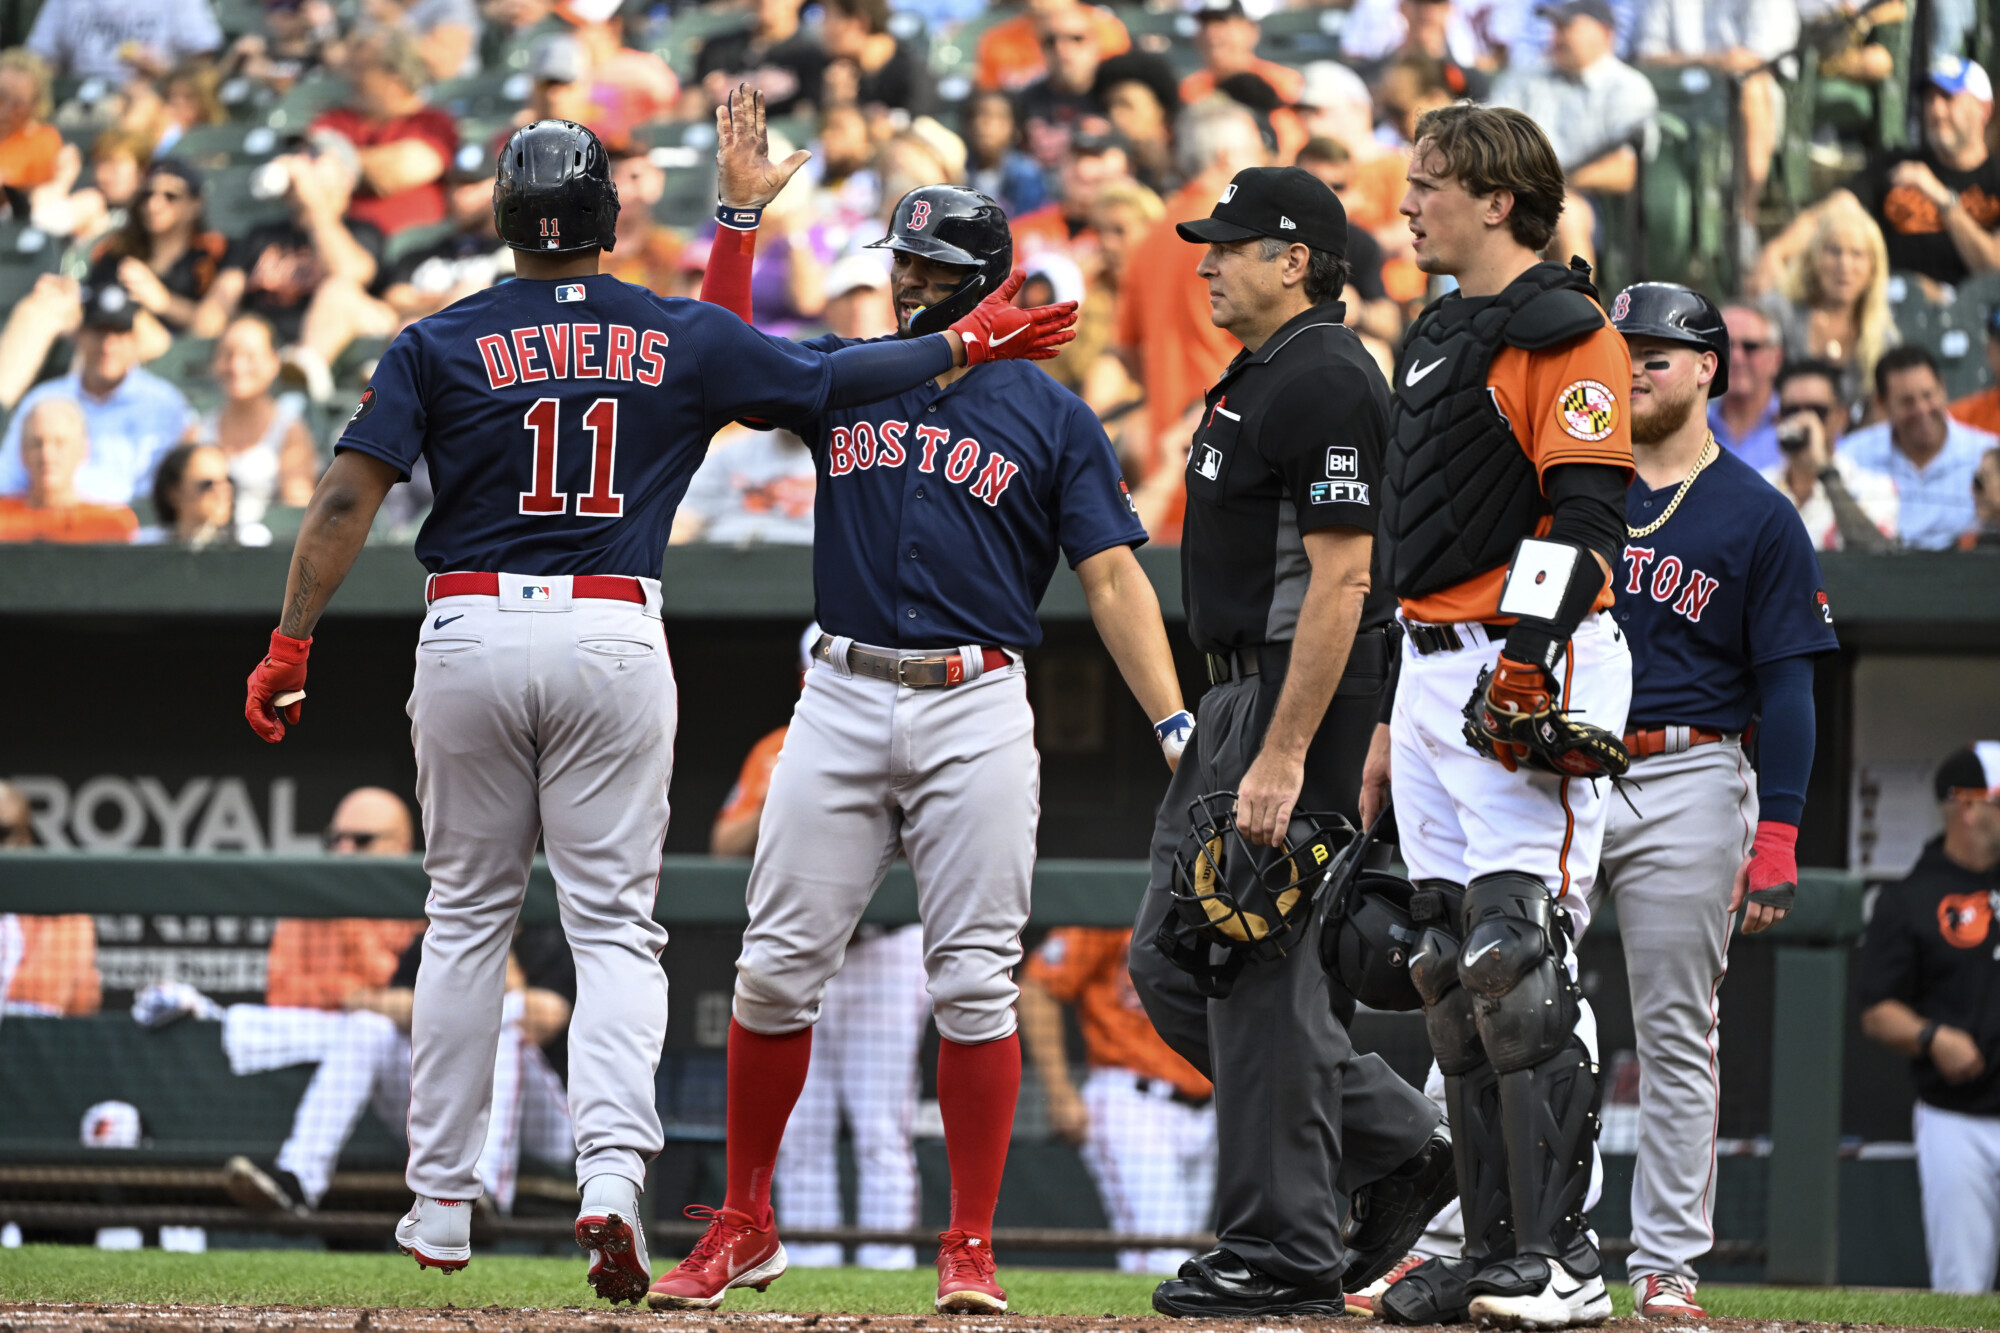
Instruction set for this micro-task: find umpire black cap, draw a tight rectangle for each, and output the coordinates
[867,185,1012,337]
[1610,281,1730,396]
[1176,166,1347,261]
[494,119,619,255]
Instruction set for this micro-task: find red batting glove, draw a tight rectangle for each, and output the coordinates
[950,269,1078,365]
[1731,820,1798,933]
[245,629,311,743]
[1479,655,1554,773]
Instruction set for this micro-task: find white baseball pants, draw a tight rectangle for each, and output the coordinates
[1078,1068,1218,1274]
[776,924,931,1268]
[406,581,674,1200]
[1915,1100,2000,1291]
[1593,738,1757,1283]
[733,645,1039,1045]
[1389,611,1632,936]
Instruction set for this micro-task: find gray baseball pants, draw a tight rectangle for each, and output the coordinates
[404,579,674,1201]
[733,641,1038,1045]
[1128,657,1442,1289]
[1590,736,1757,1283]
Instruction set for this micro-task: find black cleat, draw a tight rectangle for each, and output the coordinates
[1344,1127,1457,1292]
[1152,1248,1346,1318]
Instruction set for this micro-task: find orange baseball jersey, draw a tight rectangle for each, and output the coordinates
[0,497,137,543]
[265,918,426,1010]
[1399,319,1635,626]
[1026,927,1211,1098]
[1951,385,2000,437]
[975,6,1130,91]
[5,914,101,1015]
[718,725,788,822]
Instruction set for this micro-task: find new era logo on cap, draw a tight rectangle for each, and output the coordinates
[1280,216,1296,229]
[1219,183,1238,204]
[1177,166,1347,261]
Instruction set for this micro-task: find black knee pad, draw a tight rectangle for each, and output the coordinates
[1458,873,1579,1074]
[1407,882,1482,1075]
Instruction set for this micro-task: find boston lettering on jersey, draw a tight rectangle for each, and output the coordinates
[1618,546,1720,624]
[824,417,1022,509]
[475,323,671,388]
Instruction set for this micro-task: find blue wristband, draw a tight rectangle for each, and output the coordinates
[716,203,763,231]
[1154,710,1195,762]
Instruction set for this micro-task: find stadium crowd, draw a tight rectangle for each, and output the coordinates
[0,0,1990,549]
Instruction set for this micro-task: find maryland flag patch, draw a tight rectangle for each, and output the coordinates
[1558,379,1618,442]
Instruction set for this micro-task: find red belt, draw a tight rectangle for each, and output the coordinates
[1622,726,1726,759]
[425,572,647,605]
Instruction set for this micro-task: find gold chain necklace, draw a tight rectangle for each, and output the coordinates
[1627,435,1718,539]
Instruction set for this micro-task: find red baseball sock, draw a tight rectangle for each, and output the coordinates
[936,1031,1021,1240]
[723,1017,813,1228]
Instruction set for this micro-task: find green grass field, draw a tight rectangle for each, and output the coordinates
[4,1249,2000,1327]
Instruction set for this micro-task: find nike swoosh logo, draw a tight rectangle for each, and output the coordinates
[1464,940,1501,966]
[1552,1280,1584,1299]
[1406,356,1447,386]
[433,614,464,629]
[990,325,1027,348]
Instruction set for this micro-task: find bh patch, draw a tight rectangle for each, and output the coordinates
[1558,379,1618,441]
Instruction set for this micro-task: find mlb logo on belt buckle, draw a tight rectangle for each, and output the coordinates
[523,585,553,600]
[556,284,586,303]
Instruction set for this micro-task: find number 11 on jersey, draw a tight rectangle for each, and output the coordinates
[518,396,625,518]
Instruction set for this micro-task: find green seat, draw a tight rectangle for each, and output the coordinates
[205,164,293,238]
[264,74,351,132]
[1643,70,1737,290]
[146,336,218,390]
[172,122,283,171]
[433,68,533,120]
[381,219,458,268]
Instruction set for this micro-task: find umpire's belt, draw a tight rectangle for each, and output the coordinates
[1622,725,1732,759]
[1204,643,1287,685]
[1402,618,1511,657]
[815,634,1010,689]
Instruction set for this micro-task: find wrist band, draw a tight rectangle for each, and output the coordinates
[716,202,763,231]
[1154,710,1194,763]
[1919,1020,1941,1056]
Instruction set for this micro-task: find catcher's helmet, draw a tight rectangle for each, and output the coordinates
[1609,281,1729,396]
[867,185,1011,336]
[1155,792,1355,996]
[494,119,619,255]
[1319,812,1424,1012]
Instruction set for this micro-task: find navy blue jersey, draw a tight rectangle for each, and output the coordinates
[336,273,838,577]
[1615,447,1838,731]
[780,335,1147,650]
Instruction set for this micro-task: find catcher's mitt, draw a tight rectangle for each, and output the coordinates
[1461,655,1630,779]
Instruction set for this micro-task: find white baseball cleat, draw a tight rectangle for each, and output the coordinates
[1466,1259,1611,1329]
[576,1175,652,1305]
[395,1195,473,1272]
[1634,1273,1706,1319]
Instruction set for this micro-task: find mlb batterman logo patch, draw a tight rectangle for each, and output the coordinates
[557,283,586,302]
[1558,379,1618,441]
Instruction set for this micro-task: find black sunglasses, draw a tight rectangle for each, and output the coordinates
[324,829,384,850]
[1780,400,1843,420]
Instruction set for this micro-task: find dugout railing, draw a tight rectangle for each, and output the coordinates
[1,854,1858,1280]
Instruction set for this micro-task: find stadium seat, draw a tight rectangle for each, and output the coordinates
[145,336,218,393]
[380,220,458,268]
[204,165,293,239]
[172,123,283,172]
[1890,270,2000,401]
[1643,67,1738,291]
[433,69,534,121]
[263,74,351,133]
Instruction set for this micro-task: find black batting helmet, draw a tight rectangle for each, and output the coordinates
[1609,282,1730,396]
[867,185,1011,336]
[1154,792,1354,997]
[494,119,619,255]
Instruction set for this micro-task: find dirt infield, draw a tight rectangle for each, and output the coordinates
[0,1307,1972,1333]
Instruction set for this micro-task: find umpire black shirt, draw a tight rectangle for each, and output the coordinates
[1858,837,2000,1116]
[1181,300,1395,655]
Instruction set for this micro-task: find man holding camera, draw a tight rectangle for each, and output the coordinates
[1761,359,1898,550]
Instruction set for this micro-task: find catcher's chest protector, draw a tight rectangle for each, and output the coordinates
[1382,260,1606,600]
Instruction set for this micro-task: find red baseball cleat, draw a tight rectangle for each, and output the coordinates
[1347,1251,1426,1316]
[1635,1273,1706,1319]
[935,1229,1007,1314]
[646,1205,787,1310]
[576,1209,651,1305]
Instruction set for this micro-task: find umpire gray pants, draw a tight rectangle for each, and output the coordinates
[1128,642,1441,1288]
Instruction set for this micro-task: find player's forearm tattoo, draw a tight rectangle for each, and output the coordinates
[281,557,320,639]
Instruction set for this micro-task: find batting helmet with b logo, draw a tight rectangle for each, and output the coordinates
[867,185,1012,336]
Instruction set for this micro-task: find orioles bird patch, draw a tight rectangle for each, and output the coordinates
[1559,379,1618,441]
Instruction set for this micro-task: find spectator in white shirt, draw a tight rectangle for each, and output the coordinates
[26,0,221,82]
[1762,359,1899,550]
[1840,345,1994,549]
[1636,0,1798,221]
[672,423,817,548]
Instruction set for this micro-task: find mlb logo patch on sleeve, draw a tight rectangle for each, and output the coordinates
[557,284,587,303]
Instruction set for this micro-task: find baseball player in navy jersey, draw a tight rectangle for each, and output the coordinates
[646,89,1193,1317]
[1599,284,1837,1318]
[238,118,1078,1303]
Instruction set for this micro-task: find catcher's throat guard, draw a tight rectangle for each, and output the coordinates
[1156,792,1355,996]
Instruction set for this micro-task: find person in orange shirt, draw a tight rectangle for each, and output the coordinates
[975,0,1129,93]
[0,398,138,543]
[1949,309,2000,435]
[1009,132,1126,269]
[1359,105,1633,1329]
[2,780,99,1017]
[1114,99,1267,538]
[0,49,61,192]
[1177,0,1304,106]
[600,139,685,297]
[1019,927,1214,1275]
